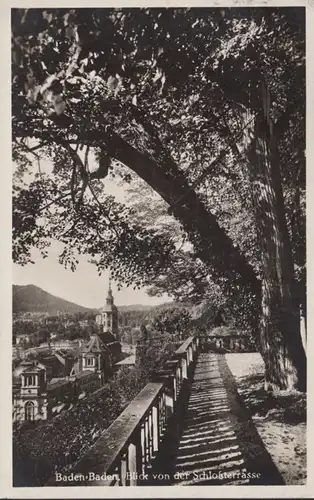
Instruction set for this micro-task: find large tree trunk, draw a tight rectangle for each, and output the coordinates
[242,85,306,391]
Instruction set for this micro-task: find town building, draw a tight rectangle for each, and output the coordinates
[70,333,112,384]
[13,282,122,423]
[13,360,48,422]
[15,333,31,346]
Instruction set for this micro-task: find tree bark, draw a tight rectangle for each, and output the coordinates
[242,85,306,391]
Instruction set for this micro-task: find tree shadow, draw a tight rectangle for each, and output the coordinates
[236,373,306,424]
[151,353,284,485]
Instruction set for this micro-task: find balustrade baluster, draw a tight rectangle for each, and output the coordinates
[176,365,181,396]
[148,410,153,459]
[127,442,137,485]
[152,405,159,454]
[181,356,187,379]
[113,466,120,486]
[133,427,142,482]
[120,451,128,486]
[161,391,166,429]
[173,374,177,402]
[158,394,163,436]
[140,422,146,475]
[188,345,192,364]
[159,393,163,433]
[165,383,174,417]
[144,416,150,468]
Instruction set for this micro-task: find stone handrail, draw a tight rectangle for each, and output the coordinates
[46,335,199,486]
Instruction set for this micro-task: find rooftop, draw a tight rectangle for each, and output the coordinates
[83,334,110,354]
[115,354,136,366]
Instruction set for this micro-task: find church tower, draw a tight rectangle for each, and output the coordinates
[96,281,119,340]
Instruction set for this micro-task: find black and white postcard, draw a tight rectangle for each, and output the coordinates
[1,1,312,498]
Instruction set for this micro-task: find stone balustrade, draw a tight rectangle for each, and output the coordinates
[46,336,199,487]
[199,334,256,352]
[46,333,256,487]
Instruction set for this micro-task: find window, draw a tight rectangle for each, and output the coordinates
[24,375,37,386]
[86,357,94,366]
[24,401,35,421]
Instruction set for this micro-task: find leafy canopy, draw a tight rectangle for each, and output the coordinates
[12,8,305,320]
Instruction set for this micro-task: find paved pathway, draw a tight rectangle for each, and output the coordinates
[154,352,284,485]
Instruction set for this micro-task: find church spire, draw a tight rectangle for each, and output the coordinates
[97,278,119,339]
[106,279,114,305]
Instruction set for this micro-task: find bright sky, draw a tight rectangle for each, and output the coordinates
[13,159,172,308]
[13,245,171,308]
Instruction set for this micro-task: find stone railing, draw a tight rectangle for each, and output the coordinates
[199,334,256,352]
[46,336,199,487]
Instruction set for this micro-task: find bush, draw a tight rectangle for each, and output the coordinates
[150,307,192,338]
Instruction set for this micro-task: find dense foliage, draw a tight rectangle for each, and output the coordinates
[12,8,306,390]
[12,8,305,319]
[150,306,192,338]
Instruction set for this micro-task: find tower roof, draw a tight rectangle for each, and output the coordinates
[98,331,116,344]
[102,302,118,312]
[20,363,45,374]
[83,334,110,354]
[102,280,117,312]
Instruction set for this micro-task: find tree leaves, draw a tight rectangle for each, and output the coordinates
[12,8,305,329]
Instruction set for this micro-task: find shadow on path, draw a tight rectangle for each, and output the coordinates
[151,353,284,486]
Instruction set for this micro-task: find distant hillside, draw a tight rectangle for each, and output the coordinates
[13,285,93,315]
[13,284,174,316]
[118,304,154,312]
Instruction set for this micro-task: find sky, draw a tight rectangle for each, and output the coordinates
[13,157,172,308]
[13,244,171,308]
